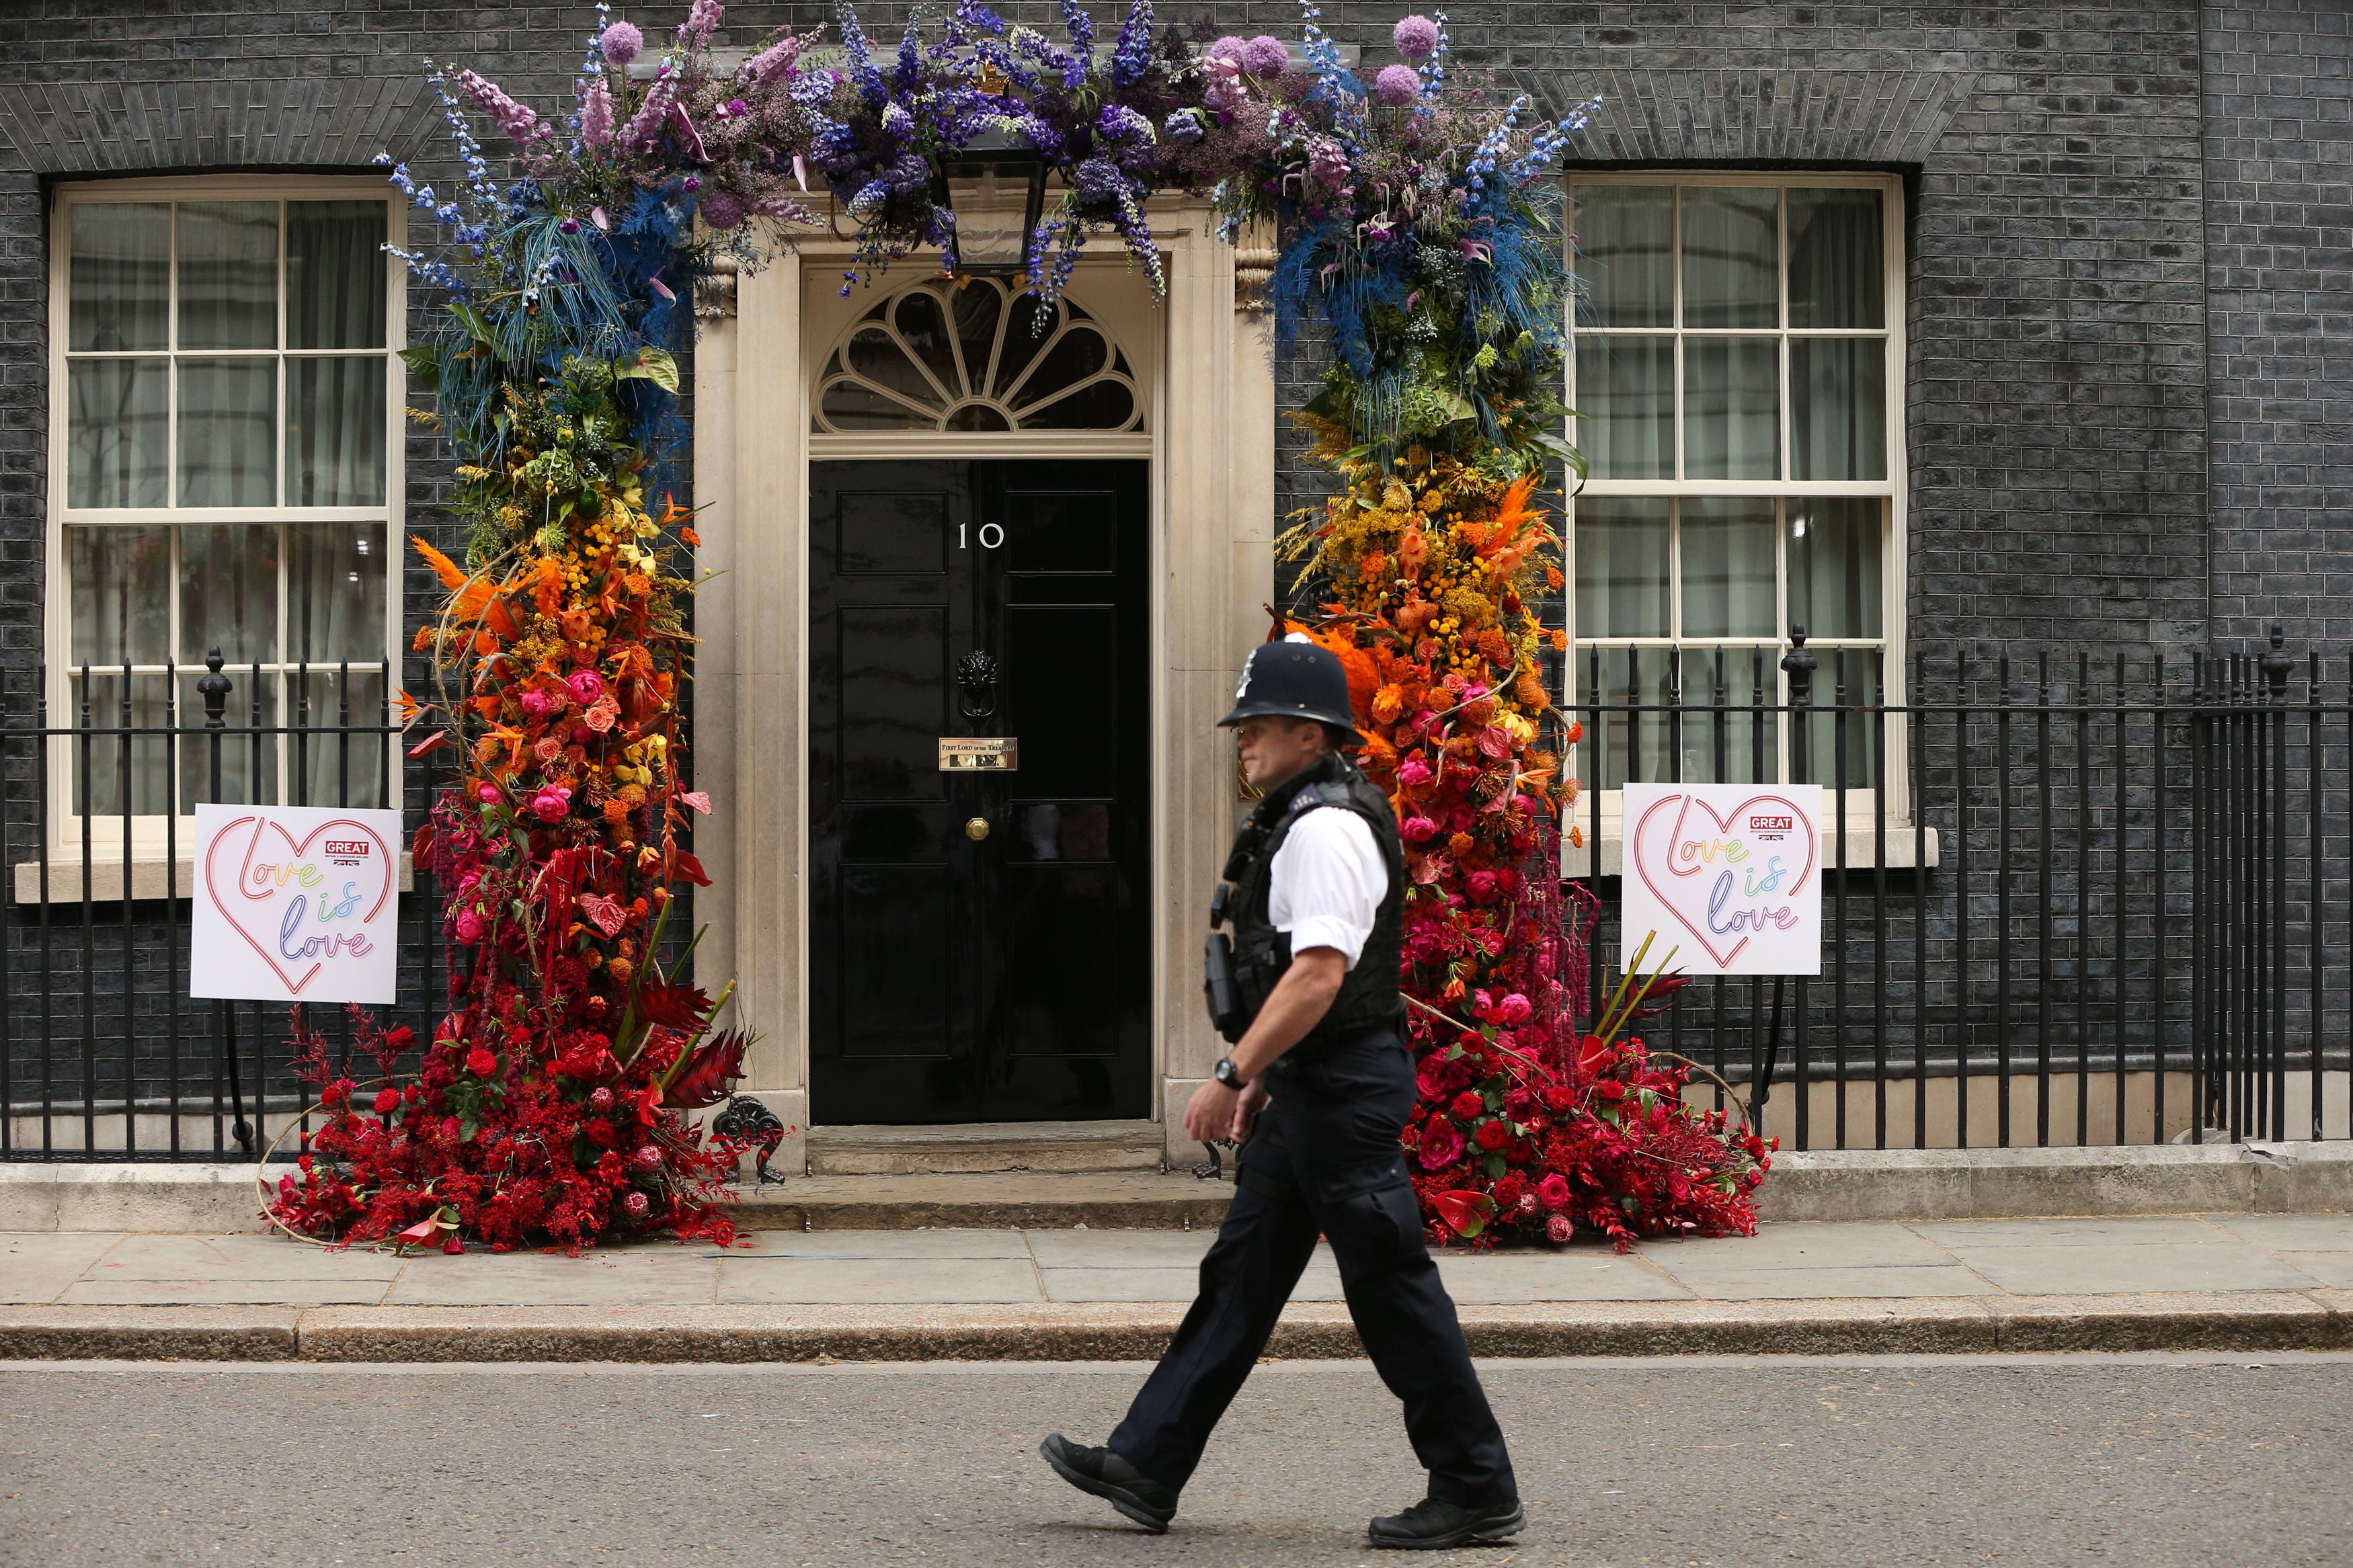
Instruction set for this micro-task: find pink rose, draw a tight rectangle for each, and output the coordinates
[520,690,553,719]
[1396,757,1433,788]
[1417,1118,1464,1171]
[1497,992,1533,1025]
[1538,1172,1572,1210]
[477,782,501,804]
[585,692,620,733]
[1402,815,1439,843]
[530,785,572,822]
[567,671,606,706]
[454,909,485,944]
[1415,1054,1453,1098]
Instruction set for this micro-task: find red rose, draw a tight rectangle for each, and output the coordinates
[1415,1055,1453,1098]
[1450,1090,1484,1120]
[1491,1173,1527,1209]
[1596,1080,1626,1100]
[1542,1083,1577,1112]
[1537,1172,1572,1209]
[372,1088,401,1116]
[1417,1119,1465,1171]
[322,1079,353,1108]
[466,1047,497,1077]
[586,1119,617,1148]
[1475,1120,1510,1151]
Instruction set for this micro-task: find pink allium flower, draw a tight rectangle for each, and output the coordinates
[1207,34,1248,63]
[1374,63,1421,106]
[580,77,615,147]
[1241,35,1289,78]
[454,909,485,943]
[529,785,572,823]
[1417,1117,1465,1171]
[1393,14,1441,59]
[600,19,644,66]
[621,1190,651,1219]
[1538,1172,1572,1210]
[701,191,746,230]
[1545,1212,1575,1244]
[566,670,606,706]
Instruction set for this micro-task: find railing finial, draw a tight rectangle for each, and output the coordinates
[2260,624,2293,700]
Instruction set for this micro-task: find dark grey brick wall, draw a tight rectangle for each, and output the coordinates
[2202,0,2353,649]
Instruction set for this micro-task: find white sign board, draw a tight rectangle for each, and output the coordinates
[191,803,403,1004]
[1618,784,1823,977]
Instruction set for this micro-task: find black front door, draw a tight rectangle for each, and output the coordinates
[809,459,1152,1124]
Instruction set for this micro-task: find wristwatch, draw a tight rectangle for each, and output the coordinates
[1213,1057,1246,1090]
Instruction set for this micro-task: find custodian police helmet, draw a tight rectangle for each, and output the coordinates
[1217,634,1366,744]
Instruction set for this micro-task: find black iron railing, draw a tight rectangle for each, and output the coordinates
[1577,627,2353,1150]
[0,651,439,1162]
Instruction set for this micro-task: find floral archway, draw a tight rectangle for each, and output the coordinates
[269,0,1770,1255]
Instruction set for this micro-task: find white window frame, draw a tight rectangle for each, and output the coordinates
[42,175,406,859]
[1563,169,1914,846]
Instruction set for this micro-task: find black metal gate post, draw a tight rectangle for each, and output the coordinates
[200,651,251,1156]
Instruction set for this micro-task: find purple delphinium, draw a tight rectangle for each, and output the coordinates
[1373,63,1419,106]
[1241,34,1289,79]
[1392,14,1439,59]
[600,19,644,66]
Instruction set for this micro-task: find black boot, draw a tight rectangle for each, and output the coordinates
[1039,1434,1179,1534]
[1367,1496,1526,1550]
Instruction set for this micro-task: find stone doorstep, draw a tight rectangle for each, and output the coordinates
[5,1142,2350,1234]
[2,1290,2348,1362]
[803,1119,1166,1177]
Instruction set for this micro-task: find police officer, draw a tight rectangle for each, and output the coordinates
[1039,636,1523,1551]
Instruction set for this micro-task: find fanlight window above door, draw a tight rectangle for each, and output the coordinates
[813,278,1144,434]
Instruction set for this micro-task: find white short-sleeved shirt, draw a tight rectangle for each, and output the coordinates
[1267,808,1389,970]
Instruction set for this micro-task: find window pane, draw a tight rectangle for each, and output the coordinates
[1574,185,1673,328]
[1653,645,1780,784]
[1788,189,1884,329]
[1797,647,1880,790]
[177,202,278,351]
[69,203,171,353]
[1573,498,1669,638]
[177,669,278,807]
[287,667,389,809]
[286,357,387,505]
[1574,336,1673,479]
[286,522,385,664]
[66,525,171,666]
[1681,188,1778,329]
[68,669,175,817]
[67,358,168,508]
[286,201,387,350]
[1791,337,1886,481]
[1684,337,1779,479]
[177,360,277,507]
[1679,498,1777,638]
[1787,499,1882,640]
[180,524,280,665]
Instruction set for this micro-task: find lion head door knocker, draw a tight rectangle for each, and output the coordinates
[956,650,1000,720]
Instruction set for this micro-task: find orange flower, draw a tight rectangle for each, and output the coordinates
[1371,683,1406,723]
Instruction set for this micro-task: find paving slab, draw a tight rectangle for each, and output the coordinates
[1646,1221,1959,1272]
[716,1255,1043,1304]
[731,1229,1033,1260]
[383,1247,721,1307]
[2204,1212,2353,1250]
[0,1232,124,1305]
[85,1232,405,1281]
[56,1277,394,1306]
[1435,1251,1691,1303]
[1023,1228,1214,1268]
[1660,1262,2000,1301]
[1039,1253,1347,1303]
[1913,1219,2323,1295]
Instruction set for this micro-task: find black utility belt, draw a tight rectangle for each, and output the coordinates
[1266,1023,1400,1079]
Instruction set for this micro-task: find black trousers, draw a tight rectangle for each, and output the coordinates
[1109,1029,1517,1505]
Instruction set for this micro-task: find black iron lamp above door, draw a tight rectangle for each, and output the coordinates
[932,128,1048,277]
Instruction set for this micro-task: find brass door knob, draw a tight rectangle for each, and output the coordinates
[964,816,991,841]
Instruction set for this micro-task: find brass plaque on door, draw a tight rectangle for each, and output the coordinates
[939,737,1019,772]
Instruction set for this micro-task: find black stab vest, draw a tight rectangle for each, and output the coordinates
[1222,751,1407,1056]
